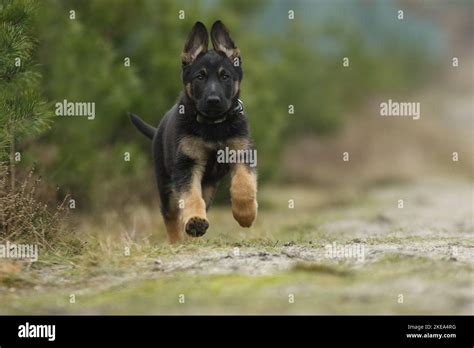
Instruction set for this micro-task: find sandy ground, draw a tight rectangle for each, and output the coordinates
[0,179,472,314]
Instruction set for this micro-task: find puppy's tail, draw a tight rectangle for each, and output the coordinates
[128,112,156,140]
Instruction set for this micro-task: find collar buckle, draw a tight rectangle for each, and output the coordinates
[196,99,244,124]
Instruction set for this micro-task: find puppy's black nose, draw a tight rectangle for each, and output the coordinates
[206,95,221,106]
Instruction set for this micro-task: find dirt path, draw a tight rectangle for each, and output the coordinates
[0,179,472,314]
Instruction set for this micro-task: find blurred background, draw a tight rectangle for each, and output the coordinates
[2,0,473,212]
[1,0,473,315]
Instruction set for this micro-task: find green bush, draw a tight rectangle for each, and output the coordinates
[11,0,440,210]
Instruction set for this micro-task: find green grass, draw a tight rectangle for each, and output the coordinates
[1,256,470,315]
[0,180,472,314]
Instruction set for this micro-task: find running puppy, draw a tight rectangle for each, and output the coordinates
[129,21,257,243]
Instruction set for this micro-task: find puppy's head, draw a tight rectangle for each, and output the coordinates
[181,21,242,120]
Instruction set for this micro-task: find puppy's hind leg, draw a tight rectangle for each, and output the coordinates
[160,188,184,244]
[164,213,183,244]
[202,183,219,211]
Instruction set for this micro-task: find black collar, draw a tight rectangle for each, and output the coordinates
[196,99,244,124]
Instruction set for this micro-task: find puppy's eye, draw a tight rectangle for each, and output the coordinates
[221,73,230,81]
[196,72,206,80]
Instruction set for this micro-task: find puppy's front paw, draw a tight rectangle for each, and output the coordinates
[185,216,209,237]
[232,198,257,227]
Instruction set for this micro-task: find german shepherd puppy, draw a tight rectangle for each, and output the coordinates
[129,21,257,243]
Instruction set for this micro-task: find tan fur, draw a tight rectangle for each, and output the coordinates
[227,137,258,227]
[231,47,241,61]
[161,137,211,243]
[226,137,249,151]
[202,185,218,208]
[180,165,207,227]
[233,81,240,97]
[161,191,183,243]
[218,67,240,96]
[185,83,193,99]
[170,136,257,239]
[216,44,240,61]
[165,215,183,244]
[181,45,205,65]
[230,163,258,227]
[179,136,213,161]
[178,136,209,230]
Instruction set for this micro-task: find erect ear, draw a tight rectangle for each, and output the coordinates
[210,20,240,62]
[181,22,208,65]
